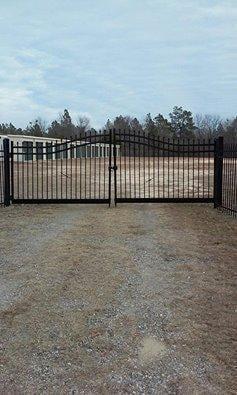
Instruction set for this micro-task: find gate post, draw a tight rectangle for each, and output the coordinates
[214,136,223,208]
[113,128,117,206]
[108,129,112,207]
[11,141,14,202]
[3,138,11,207]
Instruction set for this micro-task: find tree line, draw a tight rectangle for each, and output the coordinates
[0,106,236,140]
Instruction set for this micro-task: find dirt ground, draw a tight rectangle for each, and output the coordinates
[13,157,214,200]
[0,203,236,394]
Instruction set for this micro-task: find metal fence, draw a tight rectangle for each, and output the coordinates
[220,140,237,217]
[0,132,236,216]
[8,131,216,205]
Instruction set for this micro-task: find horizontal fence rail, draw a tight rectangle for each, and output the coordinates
[220,140,237,217]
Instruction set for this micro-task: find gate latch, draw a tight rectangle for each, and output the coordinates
[109,165,117,171]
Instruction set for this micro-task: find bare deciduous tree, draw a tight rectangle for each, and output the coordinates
[194,114,222,139]
[76,116,91,137]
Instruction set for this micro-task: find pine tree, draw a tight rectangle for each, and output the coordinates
[113,115,131,131]
[169,106,195,138]
[144,113,156,137]
[154,114,173,138]
[130,117,143,133]
[0,123,23,135]
[48,120,63,138]
[60,109,75,138]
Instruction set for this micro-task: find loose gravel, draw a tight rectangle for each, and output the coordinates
[0,203,236,394]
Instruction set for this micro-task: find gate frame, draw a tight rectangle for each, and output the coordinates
[2,132,224,208]
[113,130,217,205]
[11,133,113,205]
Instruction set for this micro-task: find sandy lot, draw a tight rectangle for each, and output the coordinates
[0,203,236,394]
[12,157,214,200]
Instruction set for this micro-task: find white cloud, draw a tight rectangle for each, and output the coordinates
[0,0,236,127]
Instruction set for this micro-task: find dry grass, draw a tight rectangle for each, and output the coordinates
[0,203,236,393]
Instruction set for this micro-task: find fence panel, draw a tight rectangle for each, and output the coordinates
[115,131,215,203]
[221,141,237,216]
[11,133,112,204]
[2,131,236,214]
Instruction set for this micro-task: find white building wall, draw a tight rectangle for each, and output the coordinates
[0,134,120,161]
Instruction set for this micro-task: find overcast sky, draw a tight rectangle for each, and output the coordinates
[0,0,236,128]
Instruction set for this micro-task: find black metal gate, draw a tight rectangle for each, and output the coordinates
[11,132,112,204]
[3,130,222,207]
[113,130,215,204]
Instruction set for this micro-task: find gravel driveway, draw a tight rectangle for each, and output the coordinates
[0,203,236,394]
